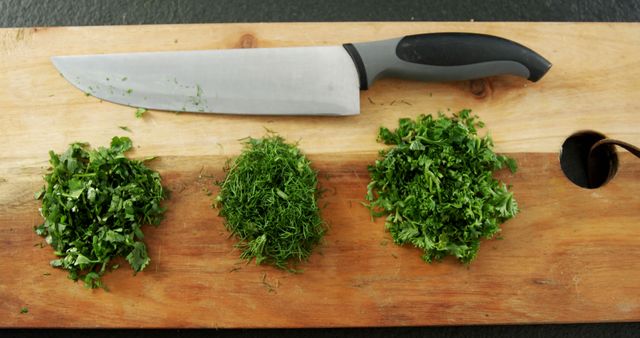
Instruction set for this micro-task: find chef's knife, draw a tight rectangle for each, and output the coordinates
[52,32,551,116]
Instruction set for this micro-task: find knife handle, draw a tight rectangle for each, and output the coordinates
[343,32,552,90]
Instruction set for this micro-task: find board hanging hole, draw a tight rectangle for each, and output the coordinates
[560,131,618,189]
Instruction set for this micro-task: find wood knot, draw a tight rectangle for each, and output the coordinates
[238,34,257,48]
[469,79,492,98]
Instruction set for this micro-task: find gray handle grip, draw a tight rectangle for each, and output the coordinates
[343,33,552,90]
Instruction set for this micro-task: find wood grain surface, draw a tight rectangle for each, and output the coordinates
[0,22,639,328]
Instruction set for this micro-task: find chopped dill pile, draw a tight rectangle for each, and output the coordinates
[215,135,325,270]
[366,110,518,264]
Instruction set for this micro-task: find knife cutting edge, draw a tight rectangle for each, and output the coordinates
[51,32,552,116]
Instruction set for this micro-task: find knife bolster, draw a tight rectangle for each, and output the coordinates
[343,43,369,90]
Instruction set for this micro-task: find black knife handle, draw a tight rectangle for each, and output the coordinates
[343,32,552,89]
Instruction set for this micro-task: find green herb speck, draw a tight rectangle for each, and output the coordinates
[135,108,147,118]
[34,188,44,200]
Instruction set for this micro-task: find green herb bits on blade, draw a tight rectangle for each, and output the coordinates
[34,137,166,289]
[215,135,325,270]
[366,110,518,264]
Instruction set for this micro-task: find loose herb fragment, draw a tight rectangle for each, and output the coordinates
[366,110,518,264]
[135,108,146,118]
[20,307,28,314]
[35,137,166,288]
[215,135,325,270]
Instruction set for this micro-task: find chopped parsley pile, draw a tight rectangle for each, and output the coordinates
[215,135,325,270]
[366,110,518,263]
[35,137,166,288]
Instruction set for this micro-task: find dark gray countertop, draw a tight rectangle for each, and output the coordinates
[1,0,640,26]
[1,0,638,337]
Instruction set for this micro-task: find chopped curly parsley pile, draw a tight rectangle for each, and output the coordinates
[215,135,325,270]
[35,137,166,288]
[366,110,518,263]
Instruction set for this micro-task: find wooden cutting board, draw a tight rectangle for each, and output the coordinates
[0,22,639,328]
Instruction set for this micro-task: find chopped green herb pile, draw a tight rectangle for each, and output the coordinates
[215,135,325,270]
[20,307,28,314]
[35,137,166,288]
[366,110,518,264]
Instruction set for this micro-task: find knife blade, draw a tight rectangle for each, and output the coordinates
[51,32,551,116]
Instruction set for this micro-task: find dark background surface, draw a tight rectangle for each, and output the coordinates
[1,0,640,26]
[1,0,639,337]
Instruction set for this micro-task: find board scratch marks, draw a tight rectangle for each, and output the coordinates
[155,245,162,273]
[572,274,582,301]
